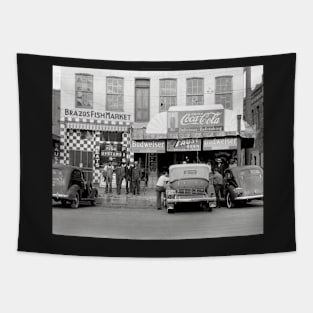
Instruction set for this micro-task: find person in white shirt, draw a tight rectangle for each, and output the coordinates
[156,171,169,210]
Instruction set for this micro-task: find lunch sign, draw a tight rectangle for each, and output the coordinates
[168,109,224,134]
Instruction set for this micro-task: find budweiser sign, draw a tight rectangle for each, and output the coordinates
[168,109,224,133]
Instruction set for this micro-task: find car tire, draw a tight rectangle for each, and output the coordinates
[71,193,80,209]
[90,191,97,206]
[226,192,235,208]
[167,204,175,214]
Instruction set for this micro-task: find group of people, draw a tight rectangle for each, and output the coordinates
[210,157,237,208]
[101,160,142,195]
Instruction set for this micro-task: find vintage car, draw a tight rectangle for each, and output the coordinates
[52,164,98,208]
[164,164,216,213]
[221,165,263,208]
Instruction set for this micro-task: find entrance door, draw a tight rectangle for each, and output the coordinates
[69,150,93,181]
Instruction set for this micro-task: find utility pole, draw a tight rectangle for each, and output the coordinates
[237,114,242,166]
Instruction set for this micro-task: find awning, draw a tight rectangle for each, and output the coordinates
[66,122,129,132]
[145,105,255,138]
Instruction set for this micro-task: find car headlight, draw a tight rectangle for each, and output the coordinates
[234,187,243,196]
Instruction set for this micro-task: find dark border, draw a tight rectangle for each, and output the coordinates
[17,53,296,257]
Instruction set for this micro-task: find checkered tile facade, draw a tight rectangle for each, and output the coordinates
[59,117,131,184]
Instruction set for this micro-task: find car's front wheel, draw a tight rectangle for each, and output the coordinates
[71,193,80,209]
[167,204,175,214]
[226,192,235,208]
[90,191,97,206]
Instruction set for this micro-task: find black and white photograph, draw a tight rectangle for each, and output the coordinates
[52,65,264,239]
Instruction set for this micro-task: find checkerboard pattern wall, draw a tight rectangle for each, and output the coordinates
[59,117,132,184]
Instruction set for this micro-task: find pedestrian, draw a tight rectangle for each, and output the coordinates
[132,161,141,195]
[106,161,114,193]
[207,160,212,173]
[101,164,107,186]
[229,158,237,168]
[125,161,133,194]
[215,158,226,176]
[156,170,169,210]
[212,167,223,208]
[115,162,123,195]
[120,161,127,192]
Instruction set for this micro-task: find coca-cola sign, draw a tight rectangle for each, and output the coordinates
[168,109,224,133]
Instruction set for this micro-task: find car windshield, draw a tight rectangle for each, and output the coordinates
[52,169,65,185]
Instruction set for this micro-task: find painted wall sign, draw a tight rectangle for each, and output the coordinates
[203,137,237,150]
[167,139,201,151]
[63,108,132,122]
[100,142,122,165]
[131,140,166,153]
[168,109,224,133]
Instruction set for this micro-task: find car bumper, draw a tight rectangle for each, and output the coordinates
[235,195,263,201]
[167,196,216,204]
[52,193,71,201]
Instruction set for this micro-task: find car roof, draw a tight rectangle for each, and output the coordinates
[169,163,211,170]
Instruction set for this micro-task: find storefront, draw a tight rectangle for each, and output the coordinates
[59,109,132,184]
[132,105,255,172]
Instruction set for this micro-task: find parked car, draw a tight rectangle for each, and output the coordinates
[221,165,263,208]
[164,164,216,214]
[52,164,98,208]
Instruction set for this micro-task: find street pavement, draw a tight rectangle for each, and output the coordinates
[52,188,263,239]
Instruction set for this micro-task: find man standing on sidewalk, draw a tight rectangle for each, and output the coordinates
[156,170,169,210]
[125,161,132,194]
[115,162,123,195]
[106,160,114,193]
[212,168,223,208]
[132,161,141,195]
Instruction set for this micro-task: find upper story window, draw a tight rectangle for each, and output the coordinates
[186,78,204,105]
[160,79,177,112]
[106,77,124,111]
[75,74,93,109]
[215,76,233,109]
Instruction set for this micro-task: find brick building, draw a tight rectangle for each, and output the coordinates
[244,71,264,167]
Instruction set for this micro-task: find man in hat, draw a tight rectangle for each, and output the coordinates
[132,161,141,195]
[215,158,226,176]
[212,167,223,208]
[105,160,114,193]
[125,161,133,194]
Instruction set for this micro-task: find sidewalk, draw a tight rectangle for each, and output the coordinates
[96,186,157,209]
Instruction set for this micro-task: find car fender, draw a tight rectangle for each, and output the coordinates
[90,188,98,199]
[68,184,81,199]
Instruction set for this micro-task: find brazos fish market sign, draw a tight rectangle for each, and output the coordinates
[168,109,224,133]
[131,141,166,153]
[63,109,132,122]
[203,137,237,150]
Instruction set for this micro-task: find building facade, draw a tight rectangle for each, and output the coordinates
[57,66,250,185]
[52,89,60,163]
[244,75,264,167]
